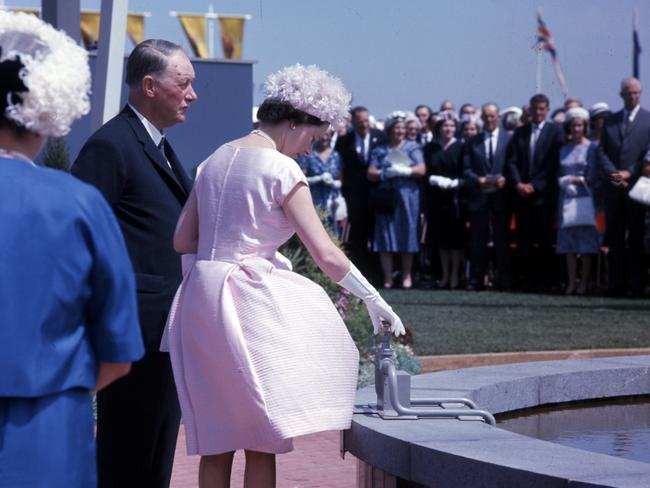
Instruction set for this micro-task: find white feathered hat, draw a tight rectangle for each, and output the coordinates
[0,11,91,136]
[264,63,351,127]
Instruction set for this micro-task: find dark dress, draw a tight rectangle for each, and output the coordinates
[424,140,468,249]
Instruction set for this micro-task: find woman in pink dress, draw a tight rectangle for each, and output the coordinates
[164,64,405,487]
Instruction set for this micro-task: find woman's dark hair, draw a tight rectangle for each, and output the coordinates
[529,93,550,108]
[0,54,28,135]
[256,98,324,126]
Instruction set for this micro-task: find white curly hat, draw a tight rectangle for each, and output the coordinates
[264,63,351,127]
[0,11,91,136]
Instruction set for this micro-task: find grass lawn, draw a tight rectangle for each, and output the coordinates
[382,289,650,356]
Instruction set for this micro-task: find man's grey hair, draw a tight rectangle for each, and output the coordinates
[125,39,183,87]
[620,77,642,92]
[481,102,500,113]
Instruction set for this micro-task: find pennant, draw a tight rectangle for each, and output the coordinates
[178,15,208,58]
[80,12,100,50]
[127,14,146,46]
[218,16,247,59]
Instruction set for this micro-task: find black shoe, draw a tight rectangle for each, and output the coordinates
[466,282,485,291]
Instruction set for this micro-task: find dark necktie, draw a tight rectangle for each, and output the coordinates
[488,135,494,169]
[158,138,166,158]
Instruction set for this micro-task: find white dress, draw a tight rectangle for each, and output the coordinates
[164,145,359,456]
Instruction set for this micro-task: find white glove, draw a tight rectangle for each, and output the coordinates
[446,178,460,189]
[383,166,401,179]
[337,263,406,336]
[330,179,342,190]
[429,175,453,187]
[565,183,579,197]
[306,174,324,185]
[321,172,334,185]
[394,165,413,177]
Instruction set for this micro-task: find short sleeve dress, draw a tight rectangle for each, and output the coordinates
[164,145,359,456]
[369,140,423,253]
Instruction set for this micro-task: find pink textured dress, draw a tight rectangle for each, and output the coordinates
[163,144,359,456]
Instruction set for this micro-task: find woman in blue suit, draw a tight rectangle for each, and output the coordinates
[0,12,144,487]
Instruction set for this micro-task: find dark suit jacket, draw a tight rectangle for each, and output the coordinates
[463,129,512,212]
[598,107,650,184]
[335,128,385,201]
[72,105,192,350]
[507,121,563,205]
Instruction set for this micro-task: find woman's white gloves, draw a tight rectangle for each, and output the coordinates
[307,172,342,189]
[384,165,413,179]
[429,175,459,189]
[337,263,406,336]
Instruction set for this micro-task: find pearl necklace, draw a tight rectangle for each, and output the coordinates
[0,147,36,166]
[250,129,277,150]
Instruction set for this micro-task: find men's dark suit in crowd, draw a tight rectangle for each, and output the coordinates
[72,40,197,488]
[336,107,385,283]
[464,123,513,290]
[598,78,650,296]
[508,95,563,291]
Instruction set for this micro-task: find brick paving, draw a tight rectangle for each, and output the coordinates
[170,429,356,487]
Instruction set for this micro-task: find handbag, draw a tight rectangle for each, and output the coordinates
[560,183,595,228]
[368,182,398,213]
[629,176,650,206]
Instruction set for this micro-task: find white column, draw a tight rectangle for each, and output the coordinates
[91,0,128,131]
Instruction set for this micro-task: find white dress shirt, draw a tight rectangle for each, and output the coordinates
[484,128,499,163]
[128,103,171,168]
[529,120,546,163]
[354,131,371,162]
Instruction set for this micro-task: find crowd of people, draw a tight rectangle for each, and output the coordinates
[299,82,650,297]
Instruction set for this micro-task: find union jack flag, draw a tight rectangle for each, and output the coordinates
[537,12,557,60]
[536,11,568,96]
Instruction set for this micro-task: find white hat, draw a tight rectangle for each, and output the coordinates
[589,102,611,119]
[264,64,351,127]
[566,107,590,122]
[0,11,91,136]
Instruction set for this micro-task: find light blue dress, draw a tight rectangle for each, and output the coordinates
[369,140,423,252]
[556,142,601,254]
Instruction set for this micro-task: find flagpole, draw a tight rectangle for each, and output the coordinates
[536,43,542,94]
[207,3,215,58]
[633,8,640,79]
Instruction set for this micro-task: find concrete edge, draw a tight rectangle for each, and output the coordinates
[347,355,650,488]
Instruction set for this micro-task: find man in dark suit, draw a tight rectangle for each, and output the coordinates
[464,102,513,290]
[335,106,385,282]
[598,77,650,296]
[507,93,563,292]
[72,39,197,487]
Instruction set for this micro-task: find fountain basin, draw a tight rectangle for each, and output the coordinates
[345,355,650,487]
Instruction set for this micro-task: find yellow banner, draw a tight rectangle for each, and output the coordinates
[80,12,100,50]
[178,15,208,58]
[218,15,246,59]
[127,14,145,46]
[11,9,143,49]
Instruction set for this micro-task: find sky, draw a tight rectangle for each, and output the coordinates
[8,0,650,118]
